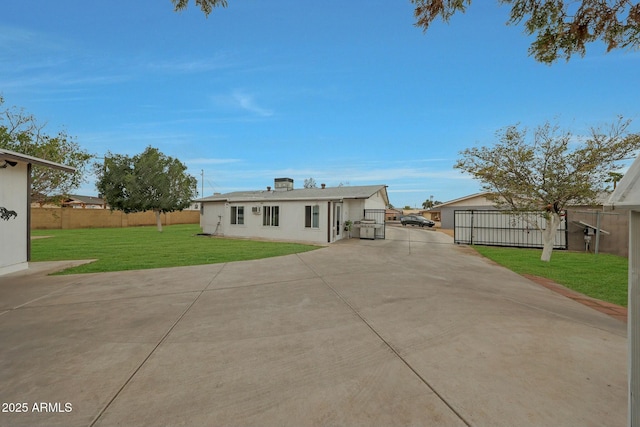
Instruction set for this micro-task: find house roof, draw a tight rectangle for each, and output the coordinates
[0,148,75,172]
[431,190,611,210]
[607,154,640,210]
[432,191,493,209]
[64,195,105,205]
[197,184,388,205]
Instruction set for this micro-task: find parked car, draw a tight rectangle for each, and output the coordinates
[400,215,435,228]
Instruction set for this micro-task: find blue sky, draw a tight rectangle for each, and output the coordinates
[2,1,639,208]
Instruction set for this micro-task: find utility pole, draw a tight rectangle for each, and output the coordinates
[201,169,204,197]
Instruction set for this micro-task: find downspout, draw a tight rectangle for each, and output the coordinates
[327,201,331,243]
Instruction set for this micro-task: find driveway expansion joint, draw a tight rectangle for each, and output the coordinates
[295,253,473,427]
[88,264,227,427]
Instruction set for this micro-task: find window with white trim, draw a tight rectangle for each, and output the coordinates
[305,205,320,228]
[263,205,279,226]
[230,206,244,225]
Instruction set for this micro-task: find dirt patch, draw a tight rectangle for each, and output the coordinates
[522,274,627,323]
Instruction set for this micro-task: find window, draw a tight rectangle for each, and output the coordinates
[231,206,244,225]
[305,205,320,228]
[263,206,279,226]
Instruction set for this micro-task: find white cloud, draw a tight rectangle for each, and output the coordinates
[212,90,274,117]
[232,90,274,117]
[188,157,242,165]
[147,55,236,74]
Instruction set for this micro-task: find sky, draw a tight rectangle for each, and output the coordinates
[2,1,639,208]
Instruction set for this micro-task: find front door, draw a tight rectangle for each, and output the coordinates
[334,203,342,241]
[327,202,343,243]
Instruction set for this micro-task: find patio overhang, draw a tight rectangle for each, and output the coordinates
[0,148,75,173]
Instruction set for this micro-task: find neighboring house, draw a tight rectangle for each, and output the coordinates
[0,148,74,275]
[385,208,402,221]
[434,192,496,229]
[197,178,389,244]
[423,210,441,222]
[62,194,107,209]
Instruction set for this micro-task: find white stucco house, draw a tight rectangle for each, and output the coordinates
[0,149,74,275]
[197,178,389,244]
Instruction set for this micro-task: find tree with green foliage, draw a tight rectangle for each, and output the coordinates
[422,198,443,209]
[412,0,640,63]
[173,0,640,64]
[0,96,92,204]
[95,146,198,232]
[455,117,640,261]
[172,0,227,15]
[606,171,625,189]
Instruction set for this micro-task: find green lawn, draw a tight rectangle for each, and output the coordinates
[31,224,319,275]
[472,245,628,307]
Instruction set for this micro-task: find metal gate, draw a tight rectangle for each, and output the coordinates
[454,210,567,249]
[363,209,386,239]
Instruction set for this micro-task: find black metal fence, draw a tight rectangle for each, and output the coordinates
[454,210,567,249]
[364,209,386,239]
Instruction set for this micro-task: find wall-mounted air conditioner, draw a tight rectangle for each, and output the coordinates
[252,206,261,214]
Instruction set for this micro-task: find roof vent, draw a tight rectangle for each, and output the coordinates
[321,183,326,189]
[274,178,294,191]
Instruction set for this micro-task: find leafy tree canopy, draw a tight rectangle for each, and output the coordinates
[304,177,317,188]
[412,0,640,63]
[172,0,227,15]
[0,96,92,204]
[95,146,198,231]
[455,117,640,260]
[173,1,640,64]
[456,117,640,212]
[422,199,443,209]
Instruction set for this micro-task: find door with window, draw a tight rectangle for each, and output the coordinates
[334,203,342,240]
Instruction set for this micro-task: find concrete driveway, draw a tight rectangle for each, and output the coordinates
[0,226,627,427]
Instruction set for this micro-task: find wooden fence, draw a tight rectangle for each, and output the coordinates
[31,208,200,230]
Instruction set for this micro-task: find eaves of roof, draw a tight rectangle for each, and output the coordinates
[0,148,75,173]
[432,191,493,208]
[606,153,640,209]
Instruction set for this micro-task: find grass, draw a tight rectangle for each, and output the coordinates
[471,245,628,307]
[31,224,319,275]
